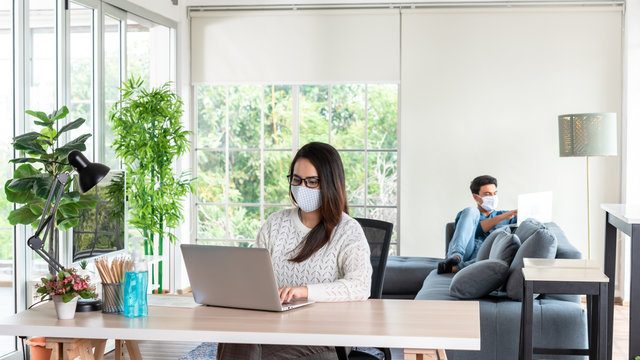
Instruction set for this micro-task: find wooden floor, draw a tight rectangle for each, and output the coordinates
[104,304,631,360]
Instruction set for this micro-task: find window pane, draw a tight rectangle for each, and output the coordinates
[264,85,292,149]
[197,85,226,149]
[350,207,365,219]
[126,17,150,84]
[229,151,259,203]
[229,206,260,240]
[367,151,397,206]
[331,84,365,149]
[28,0,56,116]
[103,14,121,169]
[28,0,56,309]
[264,151,290,204]
[228,85,262,148]
[197,151,225,202]
[340,151,365,206]
[367,84,398,149]
[69,2,94,160]
[264,206,284,219]
[0,0,14,354]
[197,205,226,239]
[300,85,329,145]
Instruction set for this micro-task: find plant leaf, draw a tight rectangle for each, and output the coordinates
[57,217,79,231]
[58,203,79,217]
[33,176,54,199]
[10,157,49,165]
[7,176,39,192]
[55,118,85,139]
[12,132,41,143]
[51,106,69,121]
[7,205,40,225]
[4,180,36,204]
[74,193,97,209]
[25,110,52,124]
[62,191,81,202]
[29,202,44,216]
[56,134,91,158]
[14,164,40,178]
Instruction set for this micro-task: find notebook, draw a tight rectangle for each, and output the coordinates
[180,244,314,312]
[517,191,553,225]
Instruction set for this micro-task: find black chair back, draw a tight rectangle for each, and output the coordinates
[355,218,393,299]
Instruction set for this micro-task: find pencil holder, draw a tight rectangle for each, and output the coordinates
[102,282,124,314]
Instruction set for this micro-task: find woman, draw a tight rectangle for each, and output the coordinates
[217,142,372,360]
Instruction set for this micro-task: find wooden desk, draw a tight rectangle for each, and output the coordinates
[0,299,480,359]
[601,204,640,360]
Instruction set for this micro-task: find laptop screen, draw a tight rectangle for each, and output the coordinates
[517,191,552,225]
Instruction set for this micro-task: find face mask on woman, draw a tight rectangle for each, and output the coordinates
[479,195,499,212]
[291,185,321,213]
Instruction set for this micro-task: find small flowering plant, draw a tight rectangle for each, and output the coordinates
[35,268,97,303]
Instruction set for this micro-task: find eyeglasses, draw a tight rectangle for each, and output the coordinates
[287,175,320,188]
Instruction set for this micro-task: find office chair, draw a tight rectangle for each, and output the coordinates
[336,218,393,360]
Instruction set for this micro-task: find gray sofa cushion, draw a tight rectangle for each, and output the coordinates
[505,228,558,300]
[449,260,509,299]
[514,218,546,242]
[416,270,587,360]
[476,226,511,261]
[488,233,521,265]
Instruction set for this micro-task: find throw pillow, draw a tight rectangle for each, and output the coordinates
[476,226,511,261]
[505,228,558,300]
[449,259,510,299]
[489,232,521,265]
[514,218,546,243]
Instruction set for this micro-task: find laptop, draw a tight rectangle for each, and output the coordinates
[517,191,553,225]
[180,244,314,312]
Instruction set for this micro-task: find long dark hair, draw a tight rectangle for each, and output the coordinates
[288,142,349,263]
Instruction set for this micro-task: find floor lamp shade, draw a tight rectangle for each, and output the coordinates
[558,113,617,157]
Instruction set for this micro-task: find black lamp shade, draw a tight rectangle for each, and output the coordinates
[67,150,110,193]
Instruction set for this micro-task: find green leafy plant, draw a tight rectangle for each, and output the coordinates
[35,268,97,303]
[5,107,97,268]
[110,76,193,293]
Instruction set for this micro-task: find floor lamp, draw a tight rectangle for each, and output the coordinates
[558,113,617,259]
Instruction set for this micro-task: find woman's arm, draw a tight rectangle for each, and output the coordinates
[306,239,372,302]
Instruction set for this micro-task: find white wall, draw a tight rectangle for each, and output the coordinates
[400,8,622,261]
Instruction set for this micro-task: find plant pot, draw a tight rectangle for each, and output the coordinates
[25,337,52,360]
[52,295,79,320]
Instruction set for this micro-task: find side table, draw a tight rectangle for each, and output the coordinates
[519,267,608,360]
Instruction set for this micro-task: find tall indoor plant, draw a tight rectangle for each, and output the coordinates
[110,76,193,293]
[5,106,97,273]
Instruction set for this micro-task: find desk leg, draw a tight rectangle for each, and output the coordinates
[604,215,616,360]
[630,225,640,360]
[115,340,142,360]
[403,349,447,360]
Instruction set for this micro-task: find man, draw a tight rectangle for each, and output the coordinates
[437,175,517,274]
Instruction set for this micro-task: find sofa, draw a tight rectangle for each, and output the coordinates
[382,222,588,360]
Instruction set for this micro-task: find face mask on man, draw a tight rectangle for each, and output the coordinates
[291,185,322,213]
[479,195,499,212]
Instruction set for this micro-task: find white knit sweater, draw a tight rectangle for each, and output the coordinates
[256,208,372,302]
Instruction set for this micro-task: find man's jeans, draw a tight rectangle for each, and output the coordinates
[446,207,482,270]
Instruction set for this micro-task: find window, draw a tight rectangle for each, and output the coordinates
[0,0,14,356]
[196,84,399,253]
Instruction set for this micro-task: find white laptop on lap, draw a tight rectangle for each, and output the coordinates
[180,244,314,312]
[517,191,553,225]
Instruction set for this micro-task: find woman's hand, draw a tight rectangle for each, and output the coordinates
[278,286,308,303]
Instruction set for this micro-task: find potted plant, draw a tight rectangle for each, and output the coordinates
[35,268,97,319]
[4,106,97,274]
[109,77,193,293]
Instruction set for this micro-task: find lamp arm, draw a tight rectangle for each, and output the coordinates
[27,172,71,274]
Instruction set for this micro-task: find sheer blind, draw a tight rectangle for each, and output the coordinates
[190,9,400,84]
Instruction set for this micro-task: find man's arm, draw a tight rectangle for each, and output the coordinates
[479,210,517,233]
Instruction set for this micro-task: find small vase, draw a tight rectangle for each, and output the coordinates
[52,295,78,320]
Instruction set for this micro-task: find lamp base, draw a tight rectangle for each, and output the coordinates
[76,298,102,312]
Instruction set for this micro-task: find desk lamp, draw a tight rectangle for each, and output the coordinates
[27,150,110,310]
[558,113,617,259]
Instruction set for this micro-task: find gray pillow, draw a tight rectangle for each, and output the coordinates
[450,259,510,299]
[489,232,521,265]
[476,226,511,261]
[514,218,546,243]
[505,228,558,300]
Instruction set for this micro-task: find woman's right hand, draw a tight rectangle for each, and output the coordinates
[278,286,308,303]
